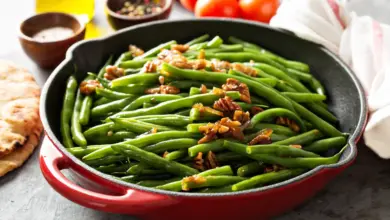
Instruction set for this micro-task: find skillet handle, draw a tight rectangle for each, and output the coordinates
[39,137,175,214]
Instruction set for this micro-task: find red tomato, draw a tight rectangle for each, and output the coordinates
[180,0,198,12]
[195,0,240,18]
[239,0,279,23]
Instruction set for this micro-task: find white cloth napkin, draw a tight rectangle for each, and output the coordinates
[270,0,390,158]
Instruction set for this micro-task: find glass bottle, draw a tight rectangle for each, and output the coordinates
[35,0,95,23]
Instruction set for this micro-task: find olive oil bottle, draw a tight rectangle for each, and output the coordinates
[35,0,95,23]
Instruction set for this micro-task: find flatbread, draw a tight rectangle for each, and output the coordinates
[0,125,42,177]
[0,60,42,176]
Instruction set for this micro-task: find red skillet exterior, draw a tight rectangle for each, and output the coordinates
[39,19,368,219]
[40,135,359,219]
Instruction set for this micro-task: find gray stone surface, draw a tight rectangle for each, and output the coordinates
[1,1,390,220]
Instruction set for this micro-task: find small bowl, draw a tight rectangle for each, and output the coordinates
[19,12,86,69]
[105,0,173,30]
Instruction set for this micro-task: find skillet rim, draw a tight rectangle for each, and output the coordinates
[40,18,368,197]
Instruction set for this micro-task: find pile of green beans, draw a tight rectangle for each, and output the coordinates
[60,35,348,193]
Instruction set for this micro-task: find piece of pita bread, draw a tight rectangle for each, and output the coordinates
[0,125,42,177]
[0,60,42,176]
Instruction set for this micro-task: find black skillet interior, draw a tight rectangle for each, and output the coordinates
[41,18,367,195]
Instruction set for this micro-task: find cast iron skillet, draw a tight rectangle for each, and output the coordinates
[40,18,367,217]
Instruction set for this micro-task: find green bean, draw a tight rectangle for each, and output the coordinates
[189,108,222,122]
[304,136,347,153]
[71,89,87,146]
[276,80,297,92]
[290,101,342,137]
[96,163,133,174]
[287,68,312,82]
[309,78,326,95]
[79,96,93,125]
[243,132,290,143]
[84,122,120,140]
[125,68,142,75]
[228,69,278,87]
[111,118,175,133]
[229,36,310,72]
[95,88,133,100]
[134,40,177,60]
[123,94,183,111]
[243,48,310,73]
[98,55,113,78]
[168,80,215,89]
[176,109,191,116]
[155,166,233,191]
[214,52,286,71]
[79,75,96,126]
[216,152,249,163]
[251,96,270,105]
[199,185,233,193]
[96,76,111,88]
[203,44,244,53]
[127,163,166,175]
[182,176,246,191]
[186,123,206,133]
[84,155,127,167]
[282,92,326,103]
[206,36,223,48]
[284,61,310,73]
[137,177,182,187]
[185,34,210,46]
[237,161,265,177]
[91,97,137,118]
[160,63,295,112]
[188,139,225,157]
[178,93,189,97]
[246,63,310,93]
[143,138,198,153]
[163,150,187,161]
[189,87,210,96]
[246,123,297,136]
[67,145,106,158]
[111,73,159,88]
[118,58,154,69]
[274,129,324,146]
[83,131,201,160]
[131,115,191,127]
[253,67,278,79]
[112,143,199,176]
[142,102,154,108]
[232,169,305,191]
[111,84,151,94]
[121,174,173,183]
[228,37,273,55]
[305,103,338,124]
[225,141,320,158]
[93,97,111,107]
[90,131,136,144]
[114,52,132,66]
[247,144,320,157]
[236,102,268,111]
[270,133,290,142]
[111,92,240,119]
[189,42,208,50]
[249,108,306,132]
[61,76,78,148]
[250,149,344,169]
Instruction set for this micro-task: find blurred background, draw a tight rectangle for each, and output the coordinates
[1,0,389,57]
